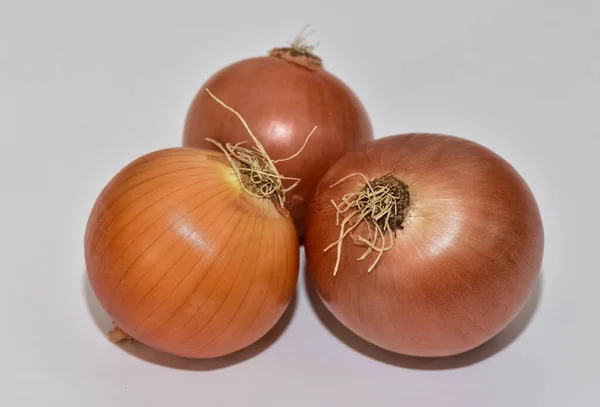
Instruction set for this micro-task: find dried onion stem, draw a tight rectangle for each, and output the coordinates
[269,25,323,69]
[108,325,135,344]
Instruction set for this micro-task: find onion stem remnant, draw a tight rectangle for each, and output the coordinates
[109,325,135,344]
[204,89,317,209]
[269,25,323,70]
[324,173,411,275]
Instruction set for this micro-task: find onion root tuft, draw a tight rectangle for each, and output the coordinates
[204,88,317,209]
[324,173,410,275]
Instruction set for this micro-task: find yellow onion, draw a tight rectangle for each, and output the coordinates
[183,41,373,236]
[85,147,299,358]
[305,133,544,357]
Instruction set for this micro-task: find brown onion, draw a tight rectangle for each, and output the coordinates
[305,133,544,357]
[183,43,373,236]
[85,147,299,358]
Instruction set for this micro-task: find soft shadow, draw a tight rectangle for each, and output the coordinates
[304,267,543,370]
[83,272,298,370]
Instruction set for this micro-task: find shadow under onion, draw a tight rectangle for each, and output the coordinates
[304,265,543,369]
[83,271,298,370]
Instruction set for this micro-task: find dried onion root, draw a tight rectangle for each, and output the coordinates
[204,89,317,209]
[324,173,411,275]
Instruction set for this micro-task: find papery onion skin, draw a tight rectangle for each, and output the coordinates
[84,148,299,359]
[305,133,544,357]
[183,53,373,236]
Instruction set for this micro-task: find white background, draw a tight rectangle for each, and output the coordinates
[1,0,598,405]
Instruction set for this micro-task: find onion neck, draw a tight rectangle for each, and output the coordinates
[109,325,135,343]
[269,47,323,70]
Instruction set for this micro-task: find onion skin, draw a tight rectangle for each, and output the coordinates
[85,148,299,359]
[183,54,373,236]
[305,134,544,357]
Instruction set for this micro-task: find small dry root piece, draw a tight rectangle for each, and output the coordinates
[269,25,323,70]
[204,89,316,209]
[324,173,411,275]
[108,325,135,344]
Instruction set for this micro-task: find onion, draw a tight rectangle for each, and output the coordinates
[85,93,304,358]
[183,39,373,236]
[305,133,544,357]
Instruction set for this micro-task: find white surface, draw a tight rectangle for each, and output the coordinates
[1,0,598,405]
